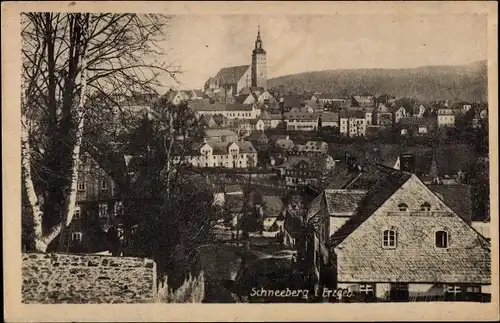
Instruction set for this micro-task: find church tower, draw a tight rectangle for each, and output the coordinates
[251,26,267,89]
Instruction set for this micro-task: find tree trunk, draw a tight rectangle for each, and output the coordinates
[58,14,91,252]
[21,116,44,241]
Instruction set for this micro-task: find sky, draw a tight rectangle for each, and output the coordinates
[159,14,487,90]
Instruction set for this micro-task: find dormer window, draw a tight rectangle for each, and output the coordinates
[398,203,409,212]
[420,202,431,211]
[435,230,449,248]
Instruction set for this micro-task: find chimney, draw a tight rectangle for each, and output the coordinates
[399,153,415,173]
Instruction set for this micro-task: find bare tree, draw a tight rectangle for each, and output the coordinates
[21,13,179,252]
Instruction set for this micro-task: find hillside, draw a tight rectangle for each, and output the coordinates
[268,60,488,102]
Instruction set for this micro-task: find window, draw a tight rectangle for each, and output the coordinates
[359,283,375,296]
[382,229,397,249]
[466,285,481,293]
[114,201,123,217]
[77,180,85,192]
[420,202,431,211]
[71,232,83,242]
[435,230,449,248]
[99,203,108,218]
[101,179,108,190]
[445,285,462,295]
[398,203,409,212]
[73,206,81,219]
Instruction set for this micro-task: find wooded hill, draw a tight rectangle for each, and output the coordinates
[268,60,488,102]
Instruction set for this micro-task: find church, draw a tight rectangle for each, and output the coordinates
[204,27,268,96]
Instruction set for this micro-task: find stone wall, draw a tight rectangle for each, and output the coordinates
[22,253,156,303]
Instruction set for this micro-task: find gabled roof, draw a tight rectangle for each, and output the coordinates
[428,184,473,222]
[262,195,284,218]
[214,65,251,84]
[399,117,428,126]
[210,142,231,155]
[236,141,256,154]
[225,194,246,213]
[247,130,267,142]
[204,128,238,138]
[324,189,368,215]
[320,112,340,122]
[190,102,253,112]
[285,112,319,121]
[225,184,243,194]
[329,168,412,248]
[339,110,366,119]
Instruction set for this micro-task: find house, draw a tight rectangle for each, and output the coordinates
[316,94,348,106]
[274,137,295,150]
[212,114,230,128]
[164,89,190,105]
[200,114,218,128]
[374,103,394,126]
[375,94,397,106]
[392,106,408,124]
[260,111,282,129]
[285,111,319,131]
[189,101,262,120]
[286,140,329,157]
[399,117,429,135]
[231,118,265,134]
[437,108,455,127]
[182,89,203,101]
[339,110,366,137]
[66,151,123,253]
[257,90,275,105]
[247,130,269,145]
[320,112,339,128]
[415,104,427,117]
[279,157,324,187]
[306,164,491,301]
[234,93,258,105]
[203,128,239,144]
[261,195,285,237]
[352,94,375,108]
[178,140,258,169]
[364,107,374,126]
[289,105,316,114]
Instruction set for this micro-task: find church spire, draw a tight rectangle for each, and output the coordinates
[254,25,263,51]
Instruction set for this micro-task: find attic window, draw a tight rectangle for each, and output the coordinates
[435,230,449,248]
[420,202,431,211]
[382,229,397,249]
[398,203,409,212]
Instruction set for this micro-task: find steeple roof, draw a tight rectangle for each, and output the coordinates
[253,25,266,54]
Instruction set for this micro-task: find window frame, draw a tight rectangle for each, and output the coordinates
[99,203,109,219]
[420,202,431,211]
[73,206,81,219]
[382,229,397,249]
[445,284,462,296]
[71,232,83,242]
[398,203,409,212]
[77,180,86,192]
[359,283,376,296]
[435,230,449,249]
[101,178,108,191]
